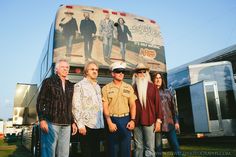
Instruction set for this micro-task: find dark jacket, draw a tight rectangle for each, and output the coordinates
[36,74,74,125]
[117,24,132,43]
[80,18,97,38]
[59,17,78,37]
[134,82,163,126]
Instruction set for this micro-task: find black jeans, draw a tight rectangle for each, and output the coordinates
[79,127,104,157]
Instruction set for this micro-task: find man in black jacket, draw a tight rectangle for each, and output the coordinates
[37,59,77,157]
[59,11,78,55]
[80,12,97,61]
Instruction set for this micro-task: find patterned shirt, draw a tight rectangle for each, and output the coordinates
[159,89,179,132]
[72,78,104,129]
[99,19,114,38]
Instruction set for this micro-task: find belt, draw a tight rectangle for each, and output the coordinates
[110,113,129,117]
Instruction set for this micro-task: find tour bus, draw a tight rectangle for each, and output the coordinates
[168,61,236,138]
[12,4,166,156]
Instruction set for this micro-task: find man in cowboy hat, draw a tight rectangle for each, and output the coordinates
[132,63,163,157]
[102,61,137,157]
[59,10,78,55]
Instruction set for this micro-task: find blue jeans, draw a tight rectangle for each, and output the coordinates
[155,128,182,157]
[84,36,93,59]
[119,42,126,61]
[107,116,131,157]
[134,124,155,157]
[103,36,113,58]
[65,35,74,54]
[41,122,71,157]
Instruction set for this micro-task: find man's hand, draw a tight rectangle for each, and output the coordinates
[79,127,87,136]
[40,120,48,133]
[108,122,117,133]
[71,123,77,135]
[175,123,180,133]
[154,121,161,132]
[126,120,135,130]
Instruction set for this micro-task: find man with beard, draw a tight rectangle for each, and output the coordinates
[132,63,163,157]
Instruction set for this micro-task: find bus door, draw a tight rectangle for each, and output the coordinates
[190,81,223,133]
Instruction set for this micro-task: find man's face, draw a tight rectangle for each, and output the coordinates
[153,73,162,88]
[136,70,146,79]
[86,63,98,80]
[57,61,69,78]
[84,12,89,19]
[112,68,125,81]
[105,13,110,19]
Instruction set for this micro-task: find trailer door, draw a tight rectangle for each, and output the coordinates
[190,81,210,133]
[190,81,223,133]
[204,81,223,131]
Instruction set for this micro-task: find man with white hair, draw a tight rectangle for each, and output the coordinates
[132,63,163,157]
[37,59,77,157]
[102,61,137,157]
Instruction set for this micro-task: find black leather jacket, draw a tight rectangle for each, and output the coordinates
[36,74,74,125]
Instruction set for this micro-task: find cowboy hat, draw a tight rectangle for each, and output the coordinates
[134,63,150,72]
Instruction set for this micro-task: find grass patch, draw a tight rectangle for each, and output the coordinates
[0,139,31,157]
[1,137,236,157]
[163,138,236,157]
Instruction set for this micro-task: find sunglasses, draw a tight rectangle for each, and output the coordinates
[137,70,146,74]
[113,68,125,74]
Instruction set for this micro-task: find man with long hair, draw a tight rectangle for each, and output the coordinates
[152,72,182,157]
[132,63,163,157]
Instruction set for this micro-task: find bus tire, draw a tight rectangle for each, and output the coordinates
[31,126,40,157]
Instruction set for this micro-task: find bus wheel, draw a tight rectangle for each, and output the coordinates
[31,127,40,157]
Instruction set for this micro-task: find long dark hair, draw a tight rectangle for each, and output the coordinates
[151,72,166,90]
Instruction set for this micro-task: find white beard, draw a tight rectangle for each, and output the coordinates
[136,77,148,109]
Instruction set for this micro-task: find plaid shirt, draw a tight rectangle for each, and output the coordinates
[36,74,74,125]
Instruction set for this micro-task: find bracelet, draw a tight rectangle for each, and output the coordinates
[130,119,135,122]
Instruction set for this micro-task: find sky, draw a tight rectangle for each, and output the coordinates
[0,0,236,120]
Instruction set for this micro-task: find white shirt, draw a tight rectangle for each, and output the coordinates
[72,78,104,129]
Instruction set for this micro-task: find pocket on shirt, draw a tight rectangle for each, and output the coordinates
[122,92,130,98]
[107,92,116,101]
